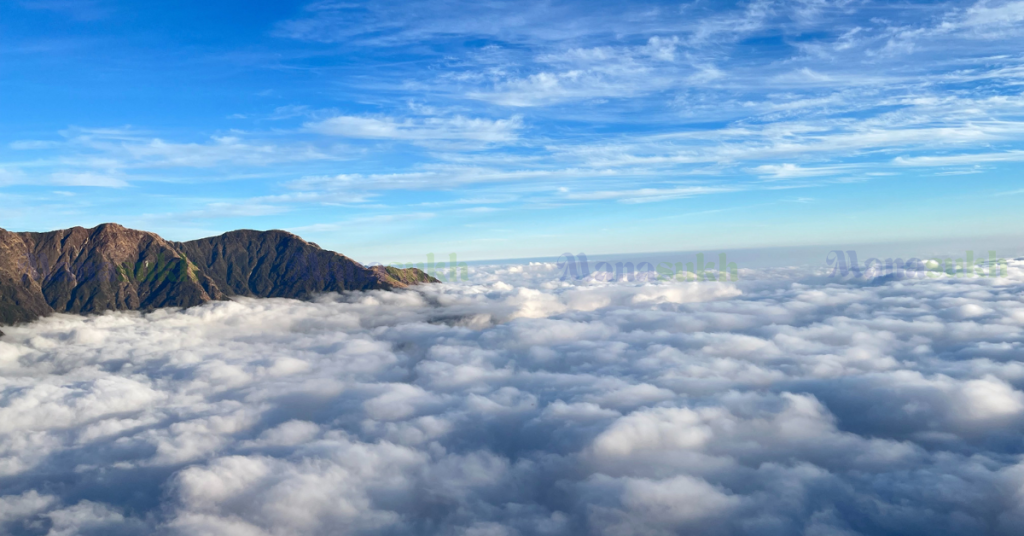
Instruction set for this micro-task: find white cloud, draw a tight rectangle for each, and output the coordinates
[287,166,603,191]
[305,114,523,145]
[50,171,130,188]
[0,168,29,187]
[894,150,1024,166]
[9,140,60,150]
[751,163,861,180]
[563,185,739,203]
[0,127,354,192]
[85,133,343,168]
[468,70,642,107]
[3,261,1024,533]
[24,127,349,174]
[948,0,1024,37]
[8,3,1024,206]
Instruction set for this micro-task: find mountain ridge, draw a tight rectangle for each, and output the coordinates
[0,224,437,332]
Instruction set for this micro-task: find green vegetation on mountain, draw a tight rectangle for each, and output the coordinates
[0,224,437,331]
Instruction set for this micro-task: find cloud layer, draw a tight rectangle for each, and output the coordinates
[2,261,1024,534]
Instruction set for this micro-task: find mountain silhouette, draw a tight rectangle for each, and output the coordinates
[0,224,437,331]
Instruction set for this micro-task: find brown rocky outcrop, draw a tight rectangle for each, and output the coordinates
[0,224,437,331]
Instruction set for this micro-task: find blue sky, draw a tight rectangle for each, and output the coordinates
[2,0,1023,262]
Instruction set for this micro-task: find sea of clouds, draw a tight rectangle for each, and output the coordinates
[2,261,1024,535]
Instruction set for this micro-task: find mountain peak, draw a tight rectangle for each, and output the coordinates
[0,224,438,330]
[213,228,302,239]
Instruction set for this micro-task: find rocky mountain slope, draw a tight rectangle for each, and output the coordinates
[0,224,437,330]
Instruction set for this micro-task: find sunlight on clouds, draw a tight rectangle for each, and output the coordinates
[2,262,1024,533]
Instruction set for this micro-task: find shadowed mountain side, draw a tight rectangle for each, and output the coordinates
[0,224,438,332]
[174,230,436,298]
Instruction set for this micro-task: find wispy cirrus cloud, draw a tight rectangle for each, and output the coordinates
[894,150,1024,166]
[287,166,604,191]
[1,127,351,189]
[305,114,523,146]
[49,171,129,188]
[750,163,863,180]
[273,0,675,46]
[944,0,1024,37]
[6,0,1024,252]
[57,128,346,168]
[562,185,740,203]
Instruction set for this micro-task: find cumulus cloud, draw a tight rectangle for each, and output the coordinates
[3,261,1024,534]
